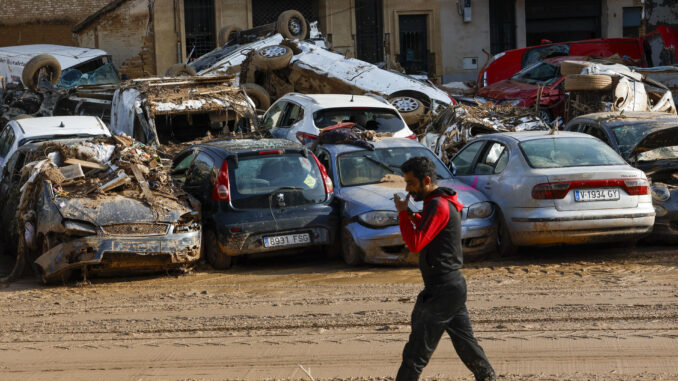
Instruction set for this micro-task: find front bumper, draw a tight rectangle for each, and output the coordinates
[508,205,655,246]
[34,231,201,280]
[346,218,497,265]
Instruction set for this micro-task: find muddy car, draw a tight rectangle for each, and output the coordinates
[565,112,678,243]
[314,137,497,265]
[171,139,337,269]
[0,131,201,284]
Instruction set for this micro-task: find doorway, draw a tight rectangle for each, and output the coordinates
[525,0,601,45]
[355,0,384,64]
[184,0,216,60]
[398,15,428,74]
[490,0,516,54]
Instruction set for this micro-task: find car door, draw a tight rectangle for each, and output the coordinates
[184,151,217,203]
[276,101,305,142]
[463,141,510,196]
[450,140,487,181]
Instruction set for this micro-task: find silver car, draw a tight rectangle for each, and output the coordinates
[450,131,655,257]
[315,138,497,265]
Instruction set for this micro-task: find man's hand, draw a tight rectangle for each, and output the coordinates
[394,193,411,213]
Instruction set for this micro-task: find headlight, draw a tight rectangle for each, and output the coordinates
[651,185,671,202]
[358,211,399,228]
[467,202,493,219]
[64,220,97,236]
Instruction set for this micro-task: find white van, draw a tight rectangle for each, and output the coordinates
[0,44,119,90]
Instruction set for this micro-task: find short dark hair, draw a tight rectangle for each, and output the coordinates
[401,156,437,185]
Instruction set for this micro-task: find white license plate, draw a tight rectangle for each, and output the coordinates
[574,188,620,202]
[263,233,311,248]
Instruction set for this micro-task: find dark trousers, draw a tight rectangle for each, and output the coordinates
[396,273,495,381]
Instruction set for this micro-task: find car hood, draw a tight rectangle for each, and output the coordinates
[56,195,189,226]
[476,79,539,100]
[628,124,678,159]
[337,179,487,218]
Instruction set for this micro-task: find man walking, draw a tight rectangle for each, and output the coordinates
[393,157,496,381]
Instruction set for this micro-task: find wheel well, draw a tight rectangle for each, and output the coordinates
[389,91,432,113]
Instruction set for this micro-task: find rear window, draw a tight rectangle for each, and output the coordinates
[519,137,626,168]
[228,153,326,208]
[511,61,560,85]
[313,107,406,133]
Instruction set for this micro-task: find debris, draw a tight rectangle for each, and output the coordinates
[99,171,131,192]
[64,158,107,170]
[59,164,84,180]
[131,164,155,203]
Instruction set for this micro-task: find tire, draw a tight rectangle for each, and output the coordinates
[341,228,363,266]
[560,60,590,76]
[276,10,307,40]
[495,209,517,259]
[165,63,197,77]
[242,83,271,110]
[22,54,61,90]
[0,238,26,283]
[204,229,233,270]
[564,74,613,92]
[389,96,425,126]
[253,45,293,71]
[218,25,241,46]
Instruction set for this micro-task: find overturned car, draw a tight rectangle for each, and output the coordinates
[0,117,201,284]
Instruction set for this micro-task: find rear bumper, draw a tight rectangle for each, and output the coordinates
[508,205,655,245]
[34,231,201,280]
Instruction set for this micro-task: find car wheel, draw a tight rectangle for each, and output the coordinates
[218,25,242,46]
[34,235,71,285]
[165,63,197,77]
[341,228,363,266]
[389,96,425,126]
[276,10,308,40]
[204,229,233,270]
[253,45,293,71]
[242,83,271,110]
[494,209,517,259]
[22,54,61,90]
[564,74,613,91]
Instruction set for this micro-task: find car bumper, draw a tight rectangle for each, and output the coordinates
[508,205,655,245]
[346,218,497,265]
[34,231,202,280]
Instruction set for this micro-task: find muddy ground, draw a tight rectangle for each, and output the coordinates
[1,244,677,381]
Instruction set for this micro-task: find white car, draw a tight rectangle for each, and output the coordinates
[265,93,415,144]
[0,116,111,173]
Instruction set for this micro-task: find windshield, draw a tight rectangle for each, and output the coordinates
[19,133,110,146]
[313,108,406,133]
[511,61,561,85]
[337,147,451,187]
[57,62,120,88]
[520,137,626,168]
[188,44,241,72]
[612,123,678,160]
[229,154,326,208]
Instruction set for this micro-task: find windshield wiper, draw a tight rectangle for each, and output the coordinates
[363,155,398,174]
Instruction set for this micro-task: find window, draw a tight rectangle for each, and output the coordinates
[316,149,333,178]
[451,141,485,176]
[623,7,642,38]
[511,61,561,86]
[313,107,406,133]
[186,152,215,186]
[280,103,304,127]
[170,151,196,183]
[519,137,625,168]
[262,101,286,129]
[0,126,16,158]
[474,142,508,175]
[581,125,610,145]
[521,44,569,68]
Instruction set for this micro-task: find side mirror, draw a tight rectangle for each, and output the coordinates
[449,161,457,176]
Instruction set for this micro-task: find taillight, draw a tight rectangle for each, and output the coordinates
[532,182,570,199]
[406,133,417,140]
[211,159,230,201]
[311,153,333,195]
[623,179,649,195]
[296,131,318,145]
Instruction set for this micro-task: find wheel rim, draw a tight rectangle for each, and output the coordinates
[288,18,303,35]
[391,97,419,112]
[260,46,288,58]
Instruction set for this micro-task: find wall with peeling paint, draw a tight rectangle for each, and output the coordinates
[646,0,678,32]
[440,0,490,83]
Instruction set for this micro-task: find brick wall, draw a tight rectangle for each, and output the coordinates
[0,0,110,25]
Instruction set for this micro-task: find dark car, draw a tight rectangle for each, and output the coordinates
[565,112,678,243]
[171,139,337,268]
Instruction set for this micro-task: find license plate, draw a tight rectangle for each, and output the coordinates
[263,233,311,248]
[574,188,620,202]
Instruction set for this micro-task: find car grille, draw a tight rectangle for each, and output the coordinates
[102,223,169,235]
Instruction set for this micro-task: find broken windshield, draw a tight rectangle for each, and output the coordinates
[612,123,678,161]
[313,108,406,133]
[511,62,561,85]
[57,62,120,88]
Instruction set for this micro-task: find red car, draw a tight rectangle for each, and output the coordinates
[478,26,678,88]
[475,55,583,122]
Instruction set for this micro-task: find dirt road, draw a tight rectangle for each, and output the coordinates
[1,245,678,380]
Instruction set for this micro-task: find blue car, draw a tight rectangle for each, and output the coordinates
[314,137,498,265]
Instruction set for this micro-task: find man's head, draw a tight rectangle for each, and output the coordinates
[401,156,437,201]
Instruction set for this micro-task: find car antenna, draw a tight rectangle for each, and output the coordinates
[59,121,65,128]
[550,118,559,135]
[350,92,354,102]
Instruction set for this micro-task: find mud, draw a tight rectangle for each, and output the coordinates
[0,244,677,380]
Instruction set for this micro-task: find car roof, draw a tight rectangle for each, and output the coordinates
[14,116,110,138]
[482,130,594,142]
[321,137,424,155]
[201,138,302,153]
[0,44,109,69]
[571,112,678,127]
[281,93,393,109]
